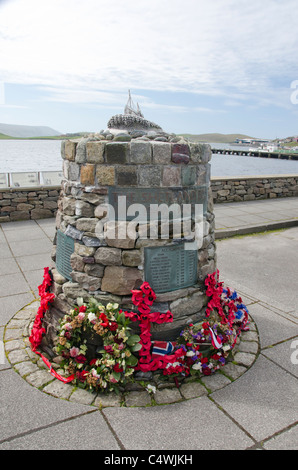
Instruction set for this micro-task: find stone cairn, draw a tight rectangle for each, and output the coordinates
[41,97,216,359]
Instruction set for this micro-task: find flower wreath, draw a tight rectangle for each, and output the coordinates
[29,268,250,391]
[55,299,141,393]
[177,270,249,376]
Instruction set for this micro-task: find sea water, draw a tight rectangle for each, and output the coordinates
[1,139,298,177]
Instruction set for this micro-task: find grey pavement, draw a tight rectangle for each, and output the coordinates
[0,198,298,451]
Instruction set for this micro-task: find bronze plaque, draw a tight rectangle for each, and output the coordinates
[108,186,208,221]
[144,243,198,293]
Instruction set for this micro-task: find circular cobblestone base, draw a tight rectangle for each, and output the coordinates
[4,301,260,408]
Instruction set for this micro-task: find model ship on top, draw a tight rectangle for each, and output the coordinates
[107,90,163,132]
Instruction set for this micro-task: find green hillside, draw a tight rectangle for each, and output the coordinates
[0,133,14,139]
[181,133,255,143]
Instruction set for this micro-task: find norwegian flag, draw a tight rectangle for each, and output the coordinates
[152,341,176,357]
[209,327,222,349]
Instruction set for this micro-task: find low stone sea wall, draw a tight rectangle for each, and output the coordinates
[211,174,298,204]
[1,174,298,222]
[0,187,60,223]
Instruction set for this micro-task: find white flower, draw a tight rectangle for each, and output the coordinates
[146,384,156,394]
[223,344,231,352]
[76,297,84,307]
[106,303,113,310]
[192,362,202,371]
[88,312,97,323]
[91,368,100,378]
[186,350,195,357]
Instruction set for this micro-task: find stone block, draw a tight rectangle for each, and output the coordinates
[122,249,142,267]
[75,138,87,164]
[44,200,58,210]
[64,140,77,161]
[62,197,76,215]
[84,263,105,278]
[96,166,115,186]
[75,200,94,217]
[116,166,138,186]
[16,203,34,211]
[105,142,129,164]
[130,141,152,164]
[94,246,122,265]
[70,253,85,272]
[80,164,95,185]
[101,266,143,295]
[105,221,137,249]
[162,166,181,187]
[152,141,172,164]
[172,143,190,164]
[67,162,80,181]
[170,291,207,318]
[182,166,197,186]
[31,208,53,219]
[86,141,105,163]
[70,272,101,292]
[76,217,98,232]
[62,282,89,300]
[138,165,162,187]
[74,243,96,257]
[94,205,108,219]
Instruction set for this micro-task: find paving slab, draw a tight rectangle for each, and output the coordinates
[216,230,298,312]
[0,292,35,326]
[102,396,255,450]
[246,303,298,349]
[262,338,298,377]
[3,226,49,242]
[8,237,52,257]
[211,355,298,442]
[0,411,120,450]
[0,369,92,444]
[0,273,30,297]
[263,425,298,450]
[16,252,52,272]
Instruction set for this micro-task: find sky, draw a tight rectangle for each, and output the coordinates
[1,0,298,139]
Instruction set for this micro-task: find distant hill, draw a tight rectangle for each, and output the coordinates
[0,123,61,138]
[180,133,256,143]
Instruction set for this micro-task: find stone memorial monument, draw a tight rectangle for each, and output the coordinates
[41,93,216,358]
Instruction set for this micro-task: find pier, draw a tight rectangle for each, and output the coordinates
[211,148,298,160]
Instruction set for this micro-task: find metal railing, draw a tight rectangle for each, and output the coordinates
[0,171,63,189]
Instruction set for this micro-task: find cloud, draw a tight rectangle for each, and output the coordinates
[0,0,297,111]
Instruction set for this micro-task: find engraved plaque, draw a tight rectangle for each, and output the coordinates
[108,186,208,221]
[144,243,198,293]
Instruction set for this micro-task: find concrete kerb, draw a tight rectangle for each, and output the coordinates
[215,219,298,240]
[3,301,260,409]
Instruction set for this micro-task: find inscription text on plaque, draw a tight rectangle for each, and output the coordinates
[144,243,198,293]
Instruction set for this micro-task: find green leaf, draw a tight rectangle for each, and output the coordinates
[127,334,141,346]
[112,371,121,381]
[118,311,126,325]
[126,354,138,367]
[131,343,142,352]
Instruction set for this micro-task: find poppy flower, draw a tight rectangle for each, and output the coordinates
[137,302,151,314]
[113,363,123,373]
[108,322,118,332]
[131,289,143,306]
[99,312,109,328]
[75,354,87,364]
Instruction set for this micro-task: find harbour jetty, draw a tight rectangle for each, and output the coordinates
[212,147,298,160]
